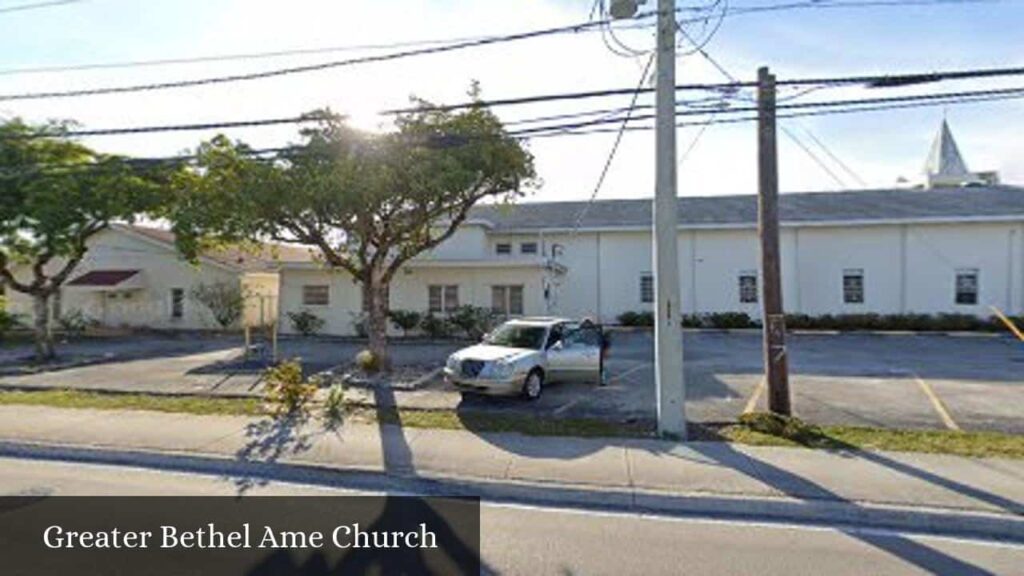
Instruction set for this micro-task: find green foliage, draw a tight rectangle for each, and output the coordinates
[617,311,654,327]
[287,310,325,336]
[0,309,22,342]
[169,97,536,365]
[354,349,381,373]
[0,118,171,359]
[681,314,702,328]
[189,281,246,328]
[323,382,346,422]
[57,309,97,338]
[388,310,422,337]
[448,305,497,340]
[784,313,1006,332]
[705,312,758,329]
[263,359,318,416]
[419,313,452,340]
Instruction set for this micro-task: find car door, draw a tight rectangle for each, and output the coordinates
[560,323,602,383]
[544,323,575,383]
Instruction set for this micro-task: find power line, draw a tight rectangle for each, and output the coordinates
[800,127,869,187]
[385,66,1024,114]
[571,53,655,233]
[780,125,848,188]
[0,23,655,78]
[0,0,998,101]
[4,88,1019,179]
[0,0,81,15]
[0,15,659,103]
[6,82,1024,142]
[519,86,1024,138]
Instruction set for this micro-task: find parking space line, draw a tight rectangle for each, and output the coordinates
[609,362,651,384]
[912,372,961,431]
[742,377,766,415]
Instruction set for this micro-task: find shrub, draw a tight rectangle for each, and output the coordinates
[57,310,97,338]
[323,382,346,422]
[419,313,452,339]
[354,349,381,373]
[618,311,654,327]
[705,312,757,329]
[287,310,325,336]
[388,310,422,337]
[0,308,22,342]
[350,312,369,338]
[448,305,497,340]
[190,281,246,328]
[264,359,318,415]
[681,314,702,328]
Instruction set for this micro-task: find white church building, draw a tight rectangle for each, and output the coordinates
[277,120,1024,335]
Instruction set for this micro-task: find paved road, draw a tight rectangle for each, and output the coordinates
[2,457,1021,575]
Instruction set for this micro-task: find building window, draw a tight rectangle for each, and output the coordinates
[170,288,185,319]
[639,273,654,304]
[302,285,330,306]
[843,269,864,304]
[495,243,512,255]
[520,242,538,255]
[955,269,979,305]
[739,271,758,304]
[492,285,524,316]
[428,285,459,313]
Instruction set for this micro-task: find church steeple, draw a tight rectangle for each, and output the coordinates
[923,120,972,188]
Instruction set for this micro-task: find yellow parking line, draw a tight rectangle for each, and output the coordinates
[912,372,961,431]
[743,377,766,415]
[989,305,1024,342]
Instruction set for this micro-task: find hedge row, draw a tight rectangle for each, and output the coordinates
[617,310,1024,332]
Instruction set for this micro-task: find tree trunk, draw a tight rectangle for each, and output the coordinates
[32,292,55,362]
[51,289,62,323]
[364,269,391,372]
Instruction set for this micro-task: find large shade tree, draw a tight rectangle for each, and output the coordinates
[172,101,535,368]
[0,118,165,360]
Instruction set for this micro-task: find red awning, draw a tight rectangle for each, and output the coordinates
[67,270,141,287]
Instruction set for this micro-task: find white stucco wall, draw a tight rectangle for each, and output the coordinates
[277,264,548,336]
[5,228,256,330]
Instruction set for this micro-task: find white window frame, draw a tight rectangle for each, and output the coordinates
[639,273,654,304]
[738,271,758,304]
[495,243,512,256]
[302,285,330,307]
[428,285,459,314]
[842,269,865,304]
[954,268,979,305]
[520,242,538,255]
[492,285,524,316]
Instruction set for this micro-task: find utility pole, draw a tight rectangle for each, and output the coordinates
[610,0,686,438]
[757,66,791,416]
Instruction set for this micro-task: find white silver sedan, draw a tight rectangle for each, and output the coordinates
[443,317,604,400]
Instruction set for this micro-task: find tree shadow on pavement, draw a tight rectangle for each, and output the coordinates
[232,412,315,494]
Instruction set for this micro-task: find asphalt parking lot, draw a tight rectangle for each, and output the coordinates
[1,330,1021,434]
[457,330,1024,434]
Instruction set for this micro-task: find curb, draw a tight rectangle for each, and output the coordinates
[1,439,1020,545]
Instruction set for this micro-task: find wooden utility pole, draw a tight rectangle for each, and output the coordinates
[757,66,791,416]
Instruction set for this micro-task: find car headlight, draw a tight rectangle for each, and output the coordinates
[446,356,459,371]
[491,360,515,379]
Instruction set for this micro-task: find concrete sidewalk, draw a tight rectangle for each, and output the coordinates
[0,405,1021,541]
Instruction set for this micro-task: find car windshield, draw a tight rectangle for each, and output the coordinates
[484,323,548,350]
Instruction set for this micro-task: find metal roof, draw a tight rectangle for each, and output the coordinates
[469,185,1024,232]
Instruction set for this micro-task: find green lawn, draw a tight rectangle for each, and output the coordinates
[0,389,263,416]
[1,389,1021,459]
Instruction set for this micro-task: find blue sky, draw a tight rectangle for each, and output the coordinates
[1,0,1022,200]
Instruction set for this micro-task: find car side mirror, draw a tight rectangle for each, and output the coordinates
[550,340,564,351]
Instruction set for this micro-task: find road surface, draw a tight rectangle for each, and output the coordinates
[1,457,1020,575]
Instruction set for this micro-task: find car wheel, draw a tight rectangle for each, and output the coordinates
[522,370,544,401]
